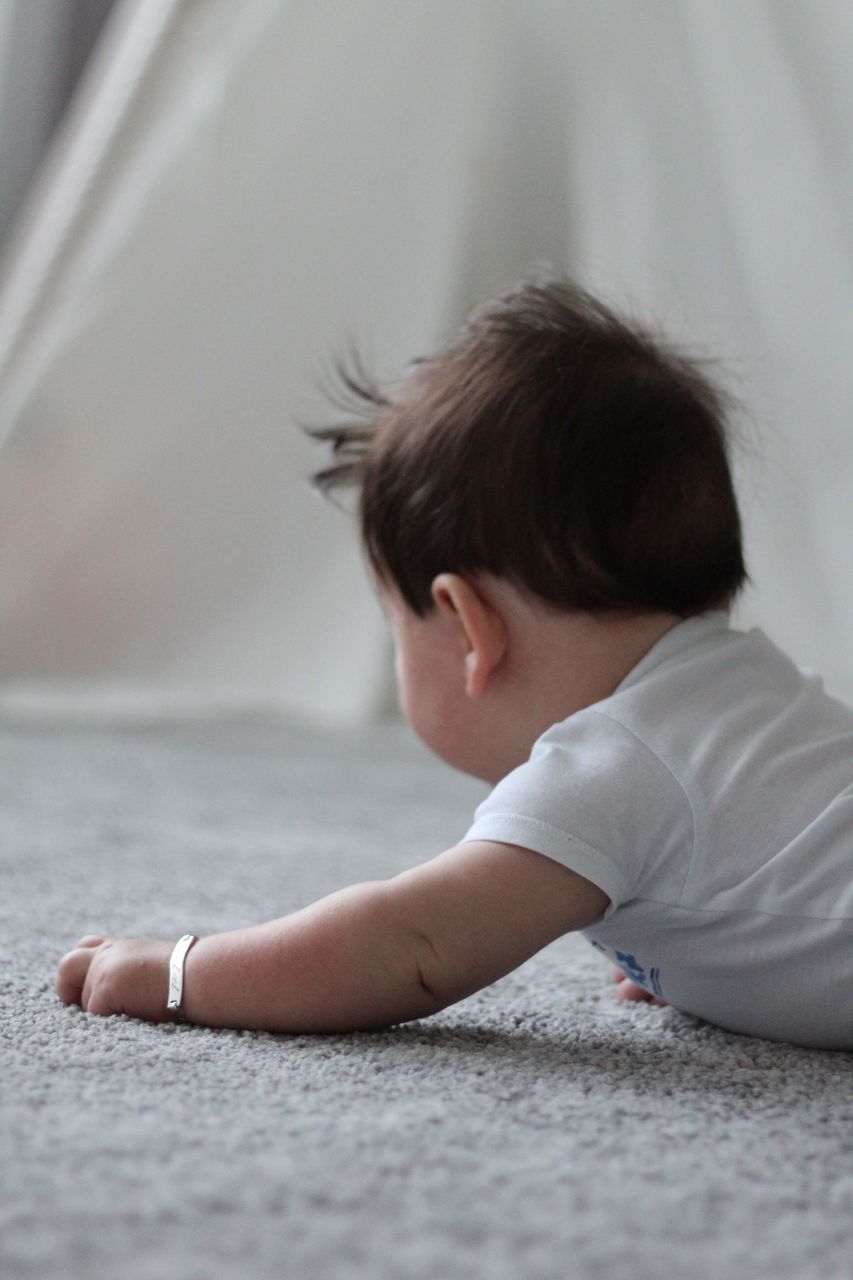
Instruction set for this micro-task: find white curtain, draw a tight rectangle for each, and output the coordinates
[0,0,851,724]
[0,0,116,245]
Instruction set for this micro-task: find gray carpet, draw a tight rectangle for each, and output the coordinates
[2,717,851,1280]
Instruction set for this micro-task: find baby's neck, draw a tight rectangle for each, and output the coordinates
[476,584,682,783]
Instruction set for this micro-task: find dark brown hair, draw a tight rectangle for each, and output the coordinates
[309,273,748,618]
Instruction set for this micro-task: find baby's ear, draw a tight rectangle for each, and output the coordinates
[431,574,507,697]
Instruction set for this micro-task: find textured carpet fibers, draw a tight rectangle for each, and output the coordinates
[1,719,851,1280]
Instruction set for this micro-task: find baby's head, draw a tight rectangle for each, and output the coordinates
[311,274,747,781]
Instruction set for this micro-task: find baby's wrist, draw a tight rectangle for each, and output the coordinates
[171,930,243,1027]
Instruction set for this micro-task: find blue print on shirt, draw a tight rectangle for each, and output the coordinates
[590,942,665,998]
[614,950,647,988]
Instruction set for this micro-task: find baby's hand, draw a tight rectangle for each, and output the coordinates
[56,935,175,1022]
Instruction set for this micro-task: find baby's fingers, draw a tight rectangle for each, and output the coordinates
[55,944,100,1006]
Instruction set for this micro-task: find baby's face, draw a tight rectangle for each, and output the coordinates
[379,587,490,778]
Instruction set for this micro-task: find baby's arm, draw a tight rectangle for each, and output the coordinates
[55,841,609,1032]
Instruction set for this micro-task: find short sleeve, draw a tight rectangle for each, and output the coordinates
[461,708,693,920]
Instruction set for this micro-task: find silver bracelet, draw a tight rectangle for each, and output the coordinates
[167,934,198,1022]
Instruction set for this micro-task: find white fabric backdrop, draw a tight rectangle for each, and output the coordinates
[0,0,116,245]
[0,0,851,723]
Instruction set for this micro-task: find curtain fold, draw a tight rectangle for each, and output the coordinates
[0,0,118,250]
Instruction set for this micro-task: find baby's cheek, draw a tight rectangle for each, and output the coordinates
[402,692,443,754]
[420,706,470,771]
[395,660,428,731]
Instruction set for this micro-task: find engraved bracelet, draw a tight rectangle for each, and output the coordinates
[166,934,198,1022]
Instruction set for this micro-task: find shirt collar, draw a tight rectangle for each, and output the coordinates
[615,610,733,694]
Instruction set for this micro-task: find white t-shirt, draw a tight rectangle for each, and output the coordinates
[462,612,853,1049]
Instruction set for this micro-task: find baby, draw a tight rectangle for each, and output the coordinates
[56,276,853,1049]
